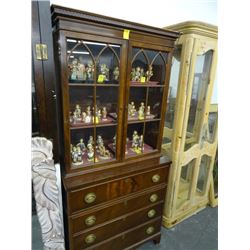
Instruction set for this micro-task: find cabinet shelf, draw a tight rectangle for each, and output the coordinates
[130,81,164,88]
[128,118,161,125]
[69,83,119,87]
[70,122,117,130]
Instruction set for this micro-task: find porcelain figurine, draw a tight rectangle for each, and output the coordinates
[70,58,79,80]
[139,135,144,152]
[135,67,141,81]
[146,106,151,116]
[128,101,136,117]
[87,143,94,161]
[88,136,94,146]
[98,141,111,159]
[76,146,83,163]
[96,135,104,148]
[86,62,94,80]
[85,106,92,123]
[113,66,119,81]
[77,62,87,80]
[71,146,78,163]
[72,111,78,124]
[132,131,139,149]
[131,68,136,81]
[138,102,145,120]
[140,68,145,79]
[75,104,81,118]
[102,107,108,120]
[77,139,86,152]
[146,65,153,82]
[100,64,109,81]
[82,112,87,122]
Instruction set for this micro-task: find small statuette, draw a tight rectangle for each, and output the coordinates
[146,65,153,82]
[73,111,78,124]
[146,106,151,116]
[75,104,81,118]
[71,145,83,165]
[86,61,94,81]
[82,112,87,122]
[76,138,86,152]
[93,106,101,124]
[113,66,119,81]
[138,102,145,120]
[76,146,83,163]
[139,135,144,153]
[87,143,94,161]
[69,58,79,80]
[96,135,104,149]
[135,67,141,81]
[131,68,136,81]
[128,101,136,117]
[88,136,94,146]
[85,106,92,123]
[97,139,111,160]
[132,131,139,149]
[102,107,107,121]
[99,64,109,82]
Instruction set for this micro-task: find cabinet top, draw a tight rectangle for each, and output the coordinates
[51,4,180,39]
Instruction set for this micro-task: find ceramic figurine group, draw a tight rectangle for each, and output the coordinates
[97,64,120,82]
[69,59,94,81]
[131,65,153,82]
[71,135,111,164]
[131,131,144,154]
[70,105,109,124]
[128,102,152,120]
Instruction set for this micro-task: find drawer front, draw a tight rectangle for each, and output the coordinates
[69,166,168,213]
[81,218,162,250]
[71,188,165,234]
[73,205,163,249]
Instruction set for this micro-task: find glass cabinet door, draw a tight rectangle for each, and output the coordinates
[66,38,121,168]
[125,46,169,158]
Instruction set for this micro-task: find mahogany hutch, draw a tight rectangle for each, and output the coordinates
[51,5,179,249]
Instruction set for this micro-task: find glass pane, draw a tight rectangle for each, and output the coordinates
[144,121,160,149]
[213,151,218,197]
[32,65,39,136]
[196,155,211,195]
[185,50,213,150]
[208,111,217,143]
[176,159,195,209]
[147,87,163,119]
[165,47,181,129]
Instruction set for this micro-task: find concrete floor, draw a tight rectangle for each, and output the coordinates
[32,206,217,250]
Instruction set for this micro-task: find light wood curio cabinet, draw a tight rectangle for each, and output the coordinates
[51,5,179,249]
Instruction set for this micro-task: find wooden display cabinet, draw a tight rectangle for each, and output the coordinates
[51,5,179,249]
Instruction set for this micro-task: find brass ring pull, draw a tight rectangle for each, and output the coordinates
[85,215,96,226]
[149,194,158,203]
[147,209,156,218]
[84,192,96,204]
[146,226,155,235]
[85,234,96,244]
[152,174,160,183]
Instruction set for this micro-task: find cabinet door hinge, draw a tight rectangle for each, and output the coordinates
[35,43,48,60]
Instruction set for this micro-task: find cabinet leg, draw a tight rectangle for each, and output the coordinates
[153,235,161,245]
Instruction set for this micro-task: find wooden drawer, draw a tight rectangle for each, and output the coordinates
[73,204,163,249]
[82,217,162,250]
[71,187,165,234]
[69,166,168,214]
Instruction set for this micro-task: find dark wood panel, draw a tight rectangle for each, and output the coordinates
[70,188,165,233]
[68,166,168,214]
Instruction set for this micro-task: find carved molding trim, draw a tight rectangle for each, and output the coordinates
[51,5,180,39]
[32,137,65,250]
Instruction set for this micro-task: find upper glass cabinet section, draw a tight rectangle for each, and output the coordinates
[125,47,168,158]
[66,38,121,169]
[67,39,120,84]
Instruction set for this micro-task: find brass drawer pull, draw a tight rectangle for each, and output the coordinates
[152,174,160,183]
[147,209,156,218]
[85,234,96,244]
[146,226,155,235]
[85,215,96,226]
[149,194,158,203]
[84,193,96,204]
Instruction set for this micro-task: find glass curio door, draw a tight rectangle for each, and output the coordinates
[123,42,171,159]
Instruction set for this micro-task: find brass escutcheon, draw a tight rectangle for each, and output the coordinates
[84,192,96,204]
[146,226,155,235]
[85,215,96,226]
[152,174,160,183]
[85,234,96,244]
[149,194,158,203]
[147,209,156,218]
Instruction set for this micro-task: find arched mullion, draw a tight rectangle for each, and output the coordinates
[131,49,150,66]
[66,42,81,61]
[82,42,96,64]
[150,51,166,66]
[96,45,109,62]
[107,45,120,64]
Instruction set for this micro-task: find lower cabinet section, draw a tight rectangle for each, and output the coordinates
[75,217,162,250]
[63,159,171,249]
